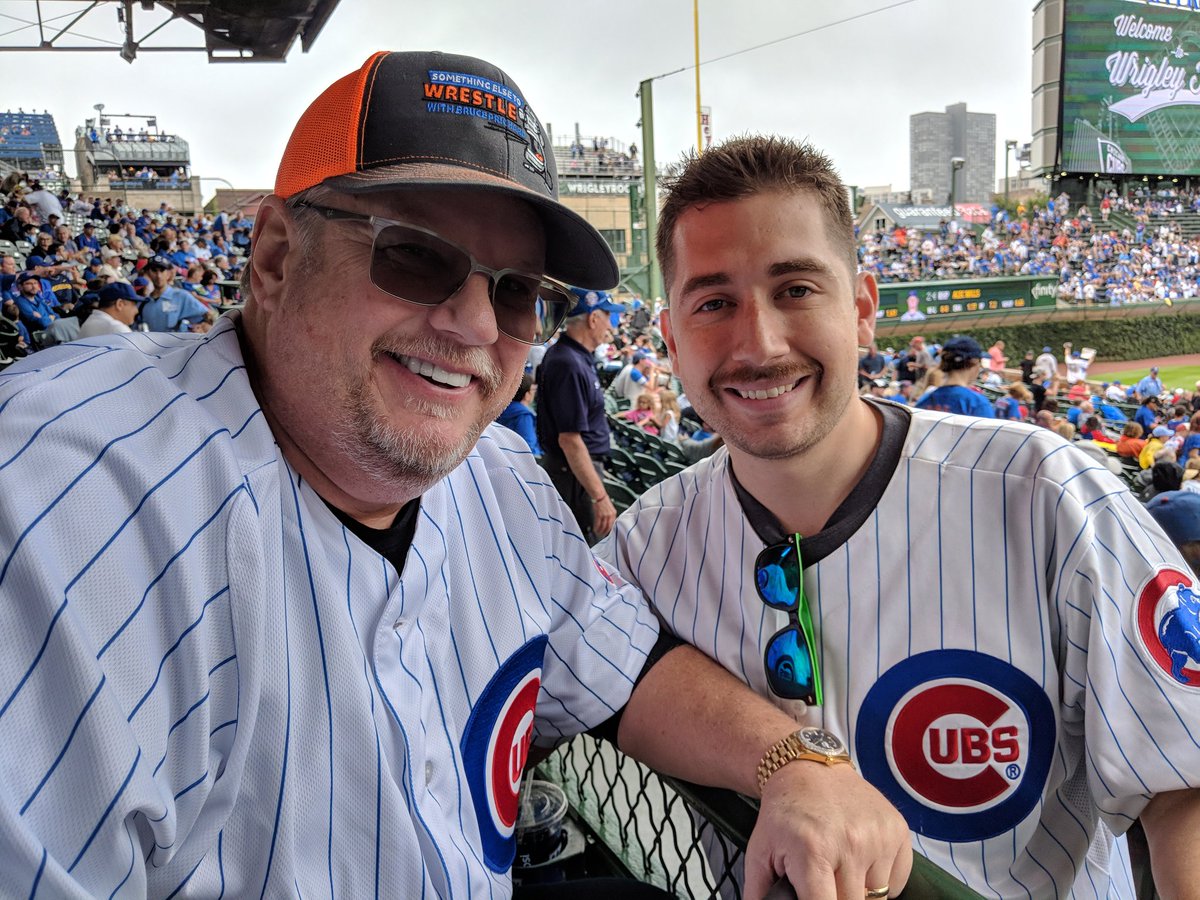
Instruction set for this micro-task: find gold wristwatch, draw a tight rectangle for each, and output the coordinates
[756,726,852,793]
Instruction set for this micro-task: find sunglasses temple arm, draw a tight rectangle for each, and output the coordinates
[792,534,824,707]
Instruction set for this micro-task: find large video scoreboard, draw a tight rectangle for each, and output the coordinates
[1061,0,1200,175]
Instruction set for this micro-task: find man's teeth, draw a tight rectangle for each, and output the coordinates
[736,382,797,400]
[396,354,471,388]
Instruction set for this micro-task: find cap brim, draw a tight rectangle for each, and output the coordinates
[324,163,619,290]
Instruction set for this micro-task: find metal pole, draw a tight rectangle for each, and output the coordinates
[1004,146,1010,208]
[693,0,703,153]
[639,79,663,303]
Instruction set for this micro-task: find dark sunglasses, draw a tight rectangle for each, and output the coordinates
[291,200,572,345]
[754,535,823,706]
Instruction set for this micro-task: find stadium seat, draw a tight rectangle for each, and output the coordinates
[633,452,671,486]
[602,477,640,515]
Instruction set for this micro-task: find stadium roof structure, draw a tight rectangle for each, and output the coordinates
[0,0,343,62]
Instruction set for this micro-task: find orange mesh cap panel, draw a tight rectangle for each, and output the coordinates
[274,51,388,199]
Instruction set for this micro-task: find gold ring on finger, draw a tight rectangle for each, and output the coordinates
[865,887,890,899]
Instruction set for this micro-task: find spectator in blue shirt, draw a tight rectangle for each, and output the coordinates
[139,255,212,332]
[496,374,542,456]
[1135,395,1162,434]
[915,335,995,419]
[1135,366,1165,401]
[12,271,58,332]
[76,221,101,252]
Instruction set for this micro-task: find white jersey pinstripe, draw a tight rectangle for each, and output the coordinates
[0,313,658,899]
[598,405,1200,899]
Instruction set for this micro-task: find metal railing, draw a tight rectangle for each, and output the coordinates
[537,735,985,899]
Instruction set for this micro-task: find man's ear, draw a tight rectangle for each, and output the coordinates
[660,307,676,364]
[247,195,299,313]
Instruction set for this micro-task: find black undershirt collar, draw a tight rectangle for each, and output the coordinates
[326,497,421,575]
[731,397,911,563]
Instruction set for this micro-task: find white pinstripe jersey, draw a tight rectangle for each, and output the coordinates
[0,313,658,899]
[598,404,1200,899]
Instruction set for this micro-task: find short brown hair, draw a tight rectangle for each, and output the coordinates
[656,136,856,296]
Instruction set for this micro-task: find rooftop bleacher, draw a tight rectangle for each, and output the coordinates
[551,135,642,179]
[0,111,62,168]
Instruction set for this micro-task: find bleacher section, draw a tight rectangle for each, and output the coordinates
[0,111,63,171]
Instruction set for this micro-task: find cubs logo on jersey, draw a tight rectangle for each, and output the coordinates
[461,635,548,872]
[855,650,1055,842]
[1133,568,1200,688]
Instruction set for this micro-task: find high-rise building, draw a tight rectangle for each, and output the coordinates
[909,102,997,204]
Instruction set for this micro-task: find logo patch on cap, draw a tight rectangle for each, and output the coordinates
[1133,569,1200,688]
[856,650,1054,842]
[422,69,551,190]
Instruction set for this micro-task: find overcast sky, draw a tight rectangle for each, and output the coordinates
[0,0,1033,200]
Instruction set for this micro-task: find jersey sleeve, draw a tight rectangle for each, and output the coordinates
[491,435,660,744]
[1056,485,1200,828]
[0,356,258,898]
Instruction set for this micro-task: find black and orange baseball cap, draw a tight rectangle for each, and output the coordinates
[275,50,618,290]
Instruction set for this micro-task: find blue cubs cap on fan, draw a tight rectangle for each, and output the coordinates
[1147,491,1200,545]
[567,287,625,318]
[273,50,619,290]
[97,282,139,305]
[144,255,174,271]
[940,336,984,364]
[16,271,40,285]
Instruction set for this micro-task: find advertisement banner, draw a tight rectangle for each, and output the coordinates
[700,106,713,150]
[875,277,1059,322]
[1061,0,1200,175]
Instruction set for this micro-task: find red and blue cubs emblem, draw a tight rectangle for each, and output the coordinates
[461,636,547,872]
[1133,568,1200,689]
[856,650,1054,841]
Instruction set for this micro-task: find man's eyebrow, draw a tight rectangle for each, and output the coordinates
[678,272,731,297]
[767,257,839,279]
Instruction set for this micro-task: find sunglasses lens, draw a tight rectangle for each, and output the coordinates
[370,224,570,345]
[755,543,799,610]
[765,627,816,702]
[492,275,571,344]
[370,223,470,306]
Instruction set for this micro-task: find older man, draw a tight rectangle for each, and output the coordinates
[0,53,862,899]
[598,135,1200,899]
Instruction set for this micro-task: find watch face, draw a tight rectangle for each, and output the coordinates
[798,727,846,756]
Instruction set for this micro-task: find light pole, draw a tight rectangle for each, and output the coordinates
[196,175,237,211]
[949,156,965,224]
[1004,139,1018,207]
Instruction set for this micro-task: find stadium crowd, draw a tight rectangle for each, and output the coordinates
[5,168,1200,526]
[0,174,251,365]
[859,186,1200,304]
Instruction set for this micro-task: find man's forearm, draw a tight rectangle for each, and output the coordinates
[558,432,605,501]
[1140,788,1200,900]
[616,643,795,797]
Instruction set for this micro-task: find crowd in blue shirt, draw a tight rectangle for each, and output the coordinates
[0,176,251,366]
[858,187,1200,305]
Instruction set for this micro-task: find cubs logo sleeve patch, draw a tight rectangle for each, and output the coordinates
[1132,568,1200,689]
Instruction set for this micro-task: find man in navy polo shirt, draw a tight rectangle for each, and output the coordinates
[536,287,625,543]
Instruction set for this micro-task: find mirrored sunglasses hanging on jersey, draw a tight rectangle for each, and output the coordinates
[292,200,573,345]
[755,534,823,706]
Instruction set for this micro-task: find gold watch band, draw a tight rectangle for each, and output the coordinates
[756,732,852,793]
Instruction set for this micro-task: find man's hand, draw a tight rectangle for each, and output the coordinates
[745,762,912,900]
[592,494,616,539]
